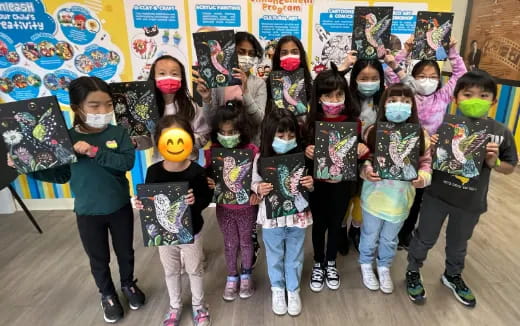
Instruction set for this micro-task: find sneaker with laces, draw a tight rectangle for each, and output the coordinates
[377,266,394,294]
[287,290,302,316]
[441,272,476,307]
[406,270,426,304]
[325,261,341,290]
[239,273,255,299]
[192,306,211,326]
[222,276,239,301]
[163,308,181,326]
[271,287,287,315]
[360,264,379,290]
[100,294,124,323]
[309,262,325,292]
[121,280,145,310]
[349,225,361,252]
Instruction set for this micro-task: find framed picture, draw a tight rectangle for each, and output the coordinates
[461,0,520,86]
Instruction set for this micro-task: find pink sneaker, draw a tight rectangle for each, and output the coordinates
[163,308,181,326]
[222,276,239,301]
[239,274,255,299]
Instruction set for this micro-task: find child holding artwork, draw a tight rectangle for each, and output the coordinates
[406,71,517,307]
[134,115,213,326]
[12,76,145,323]
[204,100,259,301]
[359,83,431,293]
[303,64,369,292]
[252,109,314,316]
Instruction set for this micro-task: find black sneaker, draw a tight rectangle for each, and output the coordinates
[101,294,124,323]
[121,280,146,310]
[441,273,476,307]
[252,228,260,269]
[406,271,426,304]
[338,226,350,256]
[309,262,325,292]
[348,225,361,252]
[325,261,340,290]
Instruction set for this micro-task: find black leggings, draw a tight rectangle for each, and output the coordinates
[310,181,354,263]
[76,203,135,296]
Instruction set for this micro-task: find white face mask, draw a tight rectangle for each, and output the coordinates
[238,55,256,72]
[415,78,439,96]
[85,112,113,129]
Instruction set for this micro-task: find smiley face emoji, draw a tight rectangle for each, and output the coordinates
[158,127,193,162]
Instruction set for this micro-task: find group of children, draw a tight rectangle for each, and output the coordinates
[9,30,517,326]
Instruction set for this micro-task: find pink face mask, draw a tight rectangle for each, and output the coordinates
[155,76,181,94]
[321,101,345,116]
[280,54,301,71]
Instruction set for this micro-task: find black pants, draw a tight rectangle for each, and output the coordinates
[76,203,135,296]
[398,188,424,241]
[310,181,353,263]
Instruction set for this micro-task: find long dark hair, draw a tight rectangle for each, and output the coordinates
[153,114,195,148]
[69,76,112,128]
[411,60,442,91]
[211,100,254,147]
[366,83,426,155]
[266,35,313,116]
[260,108,302,157]
[304,63,360,145]
[235,32,263,59]
[349,59,385,109]
[148,55,195,121]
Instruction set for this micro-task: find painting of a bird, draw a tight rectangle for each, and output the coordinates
[388,130,420,180]
[222,156,252,204]
[272,73,307,115]
[328,131,357,174]
[202,39,235,77]
[421,17,452,59]
[277,162,308,212]
[362,13,392,58]
[449,124,488,177]
[150,193,193,244]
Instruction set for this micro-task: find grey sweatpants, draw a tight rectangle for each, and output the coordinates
[407,193,481,276]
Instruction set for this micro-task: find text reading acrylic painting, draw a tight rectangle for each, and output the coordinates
[433,115,490,179]
[314,122,358,181]
[0,96,76,174]
[110,80,159,137]
[374,122,420,181]
[137,182,194,247]
[211,148,253,205]
[260,152,309,219]
[352,7,393,60]
[269,68,308,116]
[193,30,239,88]
[412,11,454,61]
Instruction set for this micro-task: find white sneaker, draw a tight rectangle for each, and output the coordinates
[287,290,302,316]
[360,264,379,291]
[377,266,394,294]
[271,287,287,315]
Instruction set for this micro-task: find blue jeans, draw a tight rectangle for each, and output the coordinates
[262,226,306,292]
[358,210,404,268]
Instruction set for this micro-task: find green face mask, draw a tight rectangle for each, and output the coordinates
[459,98,492,118]
[217,133,240,149]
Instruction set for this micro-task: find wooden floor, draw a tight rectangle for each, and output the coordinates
[1,171,520,326]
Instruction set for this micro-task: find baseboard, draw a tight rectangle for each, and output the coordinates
[15,198,75,211]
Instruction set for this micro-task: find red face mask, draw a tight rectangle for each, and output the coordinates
[155,76,181,94]
[280,54,301,71]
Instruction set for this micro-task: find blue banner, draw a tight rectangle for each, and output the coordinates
[195,4,241,27]
[391,9,417,35]
[132,4,179,29]
[43,69,77,105]
[259,15,301,40]
[319,8,354,33]
[0,0,56,44]
[1,66,41,100]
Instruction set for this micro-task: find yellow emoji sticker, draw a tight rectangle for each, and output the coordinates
[106,140,118,149]
[158,128,193,162]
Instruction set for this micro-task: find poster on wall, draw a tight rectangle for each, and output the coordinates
[0,1,124,105]
[461,0,520,86]
[250,0,312,80]
[122,1,190,81]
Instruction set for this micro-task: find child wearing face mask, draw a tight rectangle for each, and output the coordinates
[303,64,369,292]
[15,77,145,324]
[196,32,266,145]
[203,100,259,301]
[359,83,431,294]
[384,37,467,249]
[406,71,517,307]
[135,55,210,161]
[252,109,314,316]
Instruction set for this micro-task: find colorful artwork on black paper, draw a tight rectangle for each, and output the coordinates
[352,6,393,60]
[270,68,308,116]
[412,11,454,61]
[211,148,253,205]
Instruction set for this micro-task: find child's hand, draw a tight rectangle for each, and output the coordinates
[339,50,357,70]
[361,163,381,182]
[357,143,369,158]
[404,35,415,53]
[193,70,211,103]
[232,67,248,92]
[249,193,261,206]
[412,175,426,188]
[257,182,273,197]
[132,196,144,210]
[185,189,195,205]
[430,134,439,147]
[207,177,216,189]
[300,175,314,190]
[73,141,91,155]
[305,145,315,160]
[449,37,457,48]
[485,142,499,168]
[6,153,15,168]
[384,50,398,70]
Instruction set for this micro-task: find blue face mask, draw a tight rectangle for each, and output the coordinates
[272,137,297,154]
[357,81,380,97]
[385,102,412,123]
